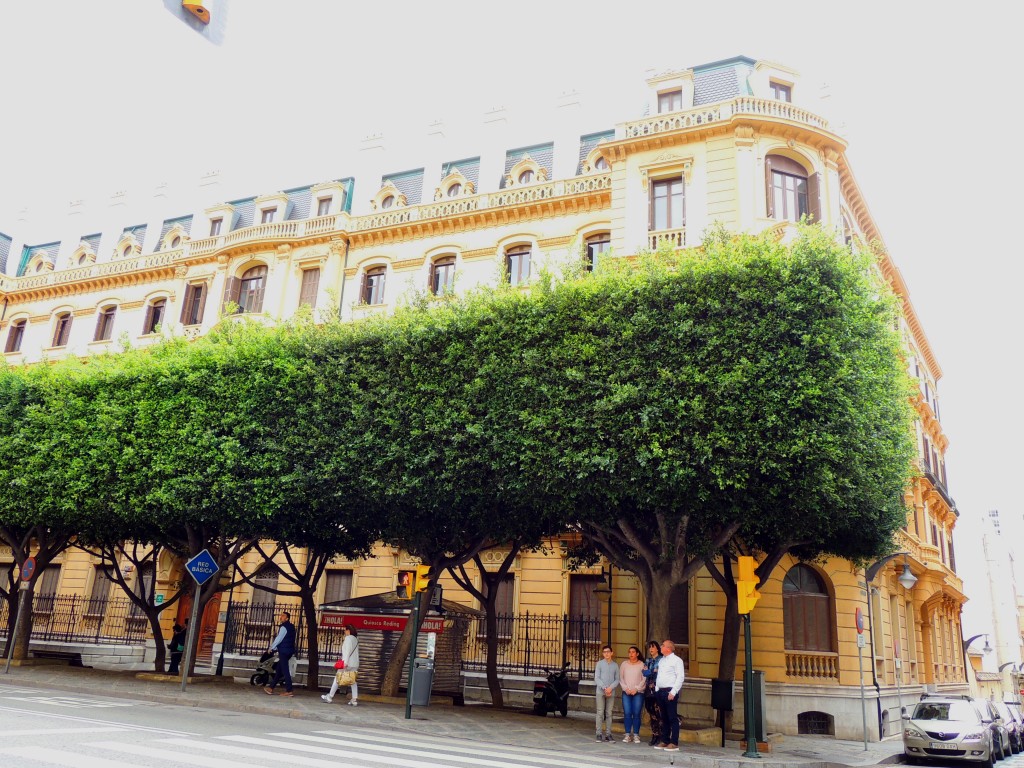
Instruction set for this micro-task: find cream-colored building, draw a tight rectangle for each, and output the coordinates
[0,56,963,739]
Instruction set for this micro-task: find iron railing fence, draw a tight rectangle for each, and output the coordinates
[460,612,602,680]
[0,594,149,645]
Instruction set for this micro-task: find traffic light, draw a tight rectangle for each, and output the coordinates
[414,565,431,593]
[736,556,761,614]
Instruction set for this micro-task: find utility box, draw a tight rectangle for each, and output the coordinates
[751,670,767,741]
[411,657,435,706]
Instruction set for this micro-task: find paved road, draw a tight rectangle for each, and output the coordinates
[0,683,652,768]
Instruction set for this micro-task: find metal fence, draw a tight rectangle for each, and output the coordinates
[222,600,351,659]
[0,595,149,645]
[460,612,602,680]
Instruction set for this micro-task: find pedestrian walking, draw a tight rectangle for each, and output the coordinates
[653,639,685,752]
[642,640,663,745]
[321,624,360,706]
[594,645,619,742]
[620,645,645,743]
[167,622,186,676]
[263,611,296,697]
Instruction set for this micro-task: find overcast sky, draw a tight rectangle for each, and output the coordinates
[1,1,1021,632]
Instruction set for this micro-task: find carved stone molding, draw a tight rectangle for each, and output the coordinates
[639,153,694,189]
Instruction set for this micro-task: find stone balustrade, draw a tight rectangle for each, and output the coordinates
[785,650,839,680]
[649,227,686,251]
[621,96,829,140]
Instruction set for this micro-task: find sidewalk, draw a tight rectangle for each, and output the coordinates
[0,664,904,768]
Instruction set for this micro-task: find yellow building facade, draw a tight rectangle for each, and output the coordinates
[0,56,962,739]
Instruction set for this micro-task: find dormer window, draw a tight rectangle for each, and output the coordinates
[447,183,461,197]
[210,218,223,236]
[261,209,276,224]
[518,170,534,185]
[170,236,181,248]
[658,90,682,113]
[381,195,395,210]
[770,81,792,102]
[317,197,331,217]
[594,156,609,171]
[122,245,133,257]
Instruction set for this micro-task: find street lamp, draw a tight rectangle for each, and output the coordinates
[861,552,917,750]
[593,566,613,646]
[963,634,993,655]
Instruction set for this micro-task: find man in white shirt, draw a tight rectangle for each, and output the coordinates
[653,639,685,751]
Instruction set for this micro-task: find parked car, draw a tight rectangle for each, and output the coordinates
[991,704,1015,757]
[975,697,1012,760]
[903,694,996,766]
[998,700,1024,753]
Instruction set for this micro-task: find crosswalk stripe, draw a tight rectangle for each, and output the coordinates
[0,703,199,735]
[313,728,627,765]
[156,738,373,768]
[284,730,615,768]
[0,745,147,768]
[219,733,607,768]
[5,726,128,736]
[89,740,260,768]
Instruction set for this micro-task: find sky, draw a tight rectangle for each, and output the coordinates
[1,1,1022,630]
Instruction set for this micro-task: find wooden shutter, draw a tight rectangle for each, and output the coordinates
[251,276,266,313]
[359,272,368,304]
[765,156,775,218]
[142,304,156,334]
[222,277,240,314]
[179,285,196,324]
[4,322,22,353]
[807,172,821,222]
[55,315,73,347]
[192,284,207,325]
[299,268,320,308]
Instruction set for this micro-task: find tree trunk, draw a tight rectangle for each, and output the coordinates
[645,569,680,644]
[12,587,33,661]
[300,590,320,691]
[146,609,167,673]
[483,592,503,708]
[716,590,742,734]
[381,588,429,697]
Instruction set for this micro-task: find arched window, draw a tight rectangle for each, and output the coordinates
[52,312,73,348]
[585,232,610,271]
[237,265,268,313]
[446,183,461,197]
[766,154,819,223]
[362,266,386,305]
[505,245,531,286]
[94,306,117,342]
[518,169,534,185]
[594,155,609,171]
[4,319,26,354]
[783,565,832,652]
[143,298,167,335]
[430,256,456,296]
[380,195,395,210]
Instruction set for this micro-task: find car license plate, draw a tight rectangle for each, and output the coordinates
[929,742,958,750]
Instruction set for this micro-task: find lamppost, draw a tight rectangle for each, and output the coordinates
[593,566,613,647]
[963,634,993,695]
[861,553,918,750]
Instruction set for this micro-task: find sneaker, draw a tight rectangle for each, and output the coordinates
[649,735,661,746]
[622,734,632,742]
[348,700,358,706]
[596,733,603,742]
[279,691,294,697]
[664,744,679,751]
[632,734,641,743]
[320,694,332,703]
[604,734,614,742]
[653,742,667,749]
[263,687,274,695]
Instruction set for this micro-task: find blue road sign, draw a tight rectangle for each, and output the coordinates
[186,549,220,586]
[20,557,36,582]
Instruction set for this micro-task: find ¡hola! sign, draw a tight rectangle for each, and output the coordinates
[320,613,445,634]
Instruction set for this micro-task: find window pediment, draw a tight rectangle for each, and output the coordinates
[28,250,56,273]
[371,181,407,211]
[72,241,97,267]
[505,154,548,187]
[434,168,475,200]
[161,224,190,251]
[639,153,694,190]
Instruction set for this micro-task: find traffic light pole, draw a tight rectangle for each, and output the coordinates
[742,612,760,758]
[405,591,421,720]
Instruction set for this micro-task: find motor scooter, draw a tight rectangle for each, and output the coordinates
[532,662,570,716]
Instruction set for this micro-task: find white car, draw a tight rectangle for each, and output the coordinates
[903,695,997,767]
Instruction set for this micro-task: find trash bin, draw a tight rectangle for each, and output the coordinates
[410,657,435,706]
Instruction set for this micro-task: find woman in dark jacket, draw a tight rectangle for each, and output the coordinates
[642,639,663,745]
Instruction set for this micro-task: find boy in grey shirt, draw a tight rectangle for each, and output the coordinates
[594,645,620,741]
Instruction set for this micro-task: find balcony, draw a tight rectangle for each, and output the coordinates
[648,227,686,251]
[785,650,839,680]
[621,96,829,141]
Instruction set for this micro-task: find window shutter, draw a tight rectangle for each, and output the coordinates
[57,316,73,346]
[222,277,240,314]
[179,285,195,324]
[647,182,654,231]
[5,323,21,353]
[359,272,368,304]
[299,268,320,308]
[192,284,207,325]
[807,172,821,222]
[142,304,155,334]
[765,156,775,218]
[93,312,104,342]
[251,278,266,313]
[680,177,687,228]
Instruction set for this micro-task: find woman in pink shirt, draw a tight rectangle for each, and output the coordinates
[620,645,646,743]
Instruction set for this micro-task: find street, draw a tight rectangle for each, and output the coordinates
[0,682,650,768]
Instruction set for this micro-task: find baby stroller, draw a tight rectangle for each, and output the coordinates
[249,650,277,687]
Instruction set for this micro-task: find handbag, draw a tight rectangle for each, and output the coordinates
[336,669,357,687]
[333,659,345,670]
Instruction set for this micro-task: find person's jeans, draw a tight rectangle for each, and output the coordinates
[168,650,183,676]
[622,692,645,734]
[656,687,680,745]
[270,651,294,692]
[594,691,615,734]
